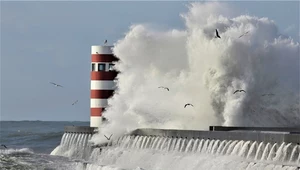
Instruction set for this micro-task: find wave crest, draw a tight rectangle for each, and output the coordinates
[91,2,300,144]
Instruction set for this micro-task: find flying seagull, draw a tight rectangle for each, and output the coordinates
[184,103,194,108]
[215,29,221,39]
[1,144,7,149]
[49,82,63,88]
[104,134,113,140]
[233,90,246,94]
[104,40,107,44]
[72,100,78,105]
[158,86,169,91]
[238,31,250,38]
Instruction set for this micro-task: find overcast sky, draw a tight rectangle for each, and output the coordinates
[1,1,299,121]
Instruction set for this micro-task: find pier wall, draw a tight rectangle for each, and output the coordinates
[63,126,300,144]
[129,128,300,144]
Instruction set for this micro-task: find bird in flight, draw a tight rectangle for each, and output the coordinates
[184,103,194,108]
[104,134,113,140]
[238,31,250,38]
[215,29,221,39]
[72,100,78,105]
[233,90,246,94]
[158,86,169,91]
[49,82,63,88]
[104,40,107,44]
[1,144,7,149]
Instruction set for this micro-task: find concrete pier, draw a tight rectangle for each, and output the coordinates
[129,128,300,144]
[209,126,300,133]
[63,126,300,144]
[64,126,96,134]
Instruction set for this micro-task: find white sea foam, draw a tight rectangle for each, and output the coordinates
[89,2,299,145]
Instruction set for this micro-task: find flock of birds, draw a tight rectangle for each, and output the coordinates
[100,31,272,141]
[48,34,273,143]
[1,33,273,149]
[101,30,249,108]
[158,86,251,108]
[158,85,275,111]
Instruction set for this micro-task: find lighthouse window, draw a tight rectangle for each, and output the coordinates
[91,63,96,71]
[98,64,105,71]
[108,64,115,71]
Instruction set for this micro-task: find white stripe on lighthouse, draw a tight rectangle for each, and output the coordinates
[91,80,116,90]
[91,46,114,54]
[90,99,108,108]
[90,116,103,127]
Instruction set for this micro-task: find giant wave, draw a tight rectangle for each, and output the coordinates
[90,2,299,144]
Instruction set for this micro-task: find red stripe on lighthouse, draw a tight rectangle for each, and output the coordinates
[90,90,114,99]
[91,72,118,80]
[90,108,104,116]
[92,54,119,62]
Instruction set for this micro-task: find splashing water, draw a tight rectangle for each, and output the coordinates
[48,2,300,170]
[50,133,93,159]
[56,134,300,170]
[90,2,299,146]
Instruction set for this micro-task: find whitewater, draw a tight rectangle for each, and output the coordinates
[51,131,300,170]
[91,2,299,144]
[50,2,300,170]
[2,2,299,170]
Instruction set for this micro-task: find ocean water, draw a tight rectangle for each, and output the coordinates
[0,121,89,170]
[1,1,300,169]
[1,121,300,170]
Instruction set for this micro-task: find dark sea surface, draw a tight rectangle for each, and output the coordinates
[0,121,89,170]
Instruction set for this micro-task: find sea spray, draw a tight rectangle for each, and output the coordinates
[90,1,299,145]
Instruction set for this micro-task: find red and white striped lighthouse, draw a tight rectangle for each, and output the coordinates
[90,45,118,127]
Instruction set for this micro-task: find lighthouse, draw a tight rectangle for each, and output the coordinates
[90,45,118,127]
